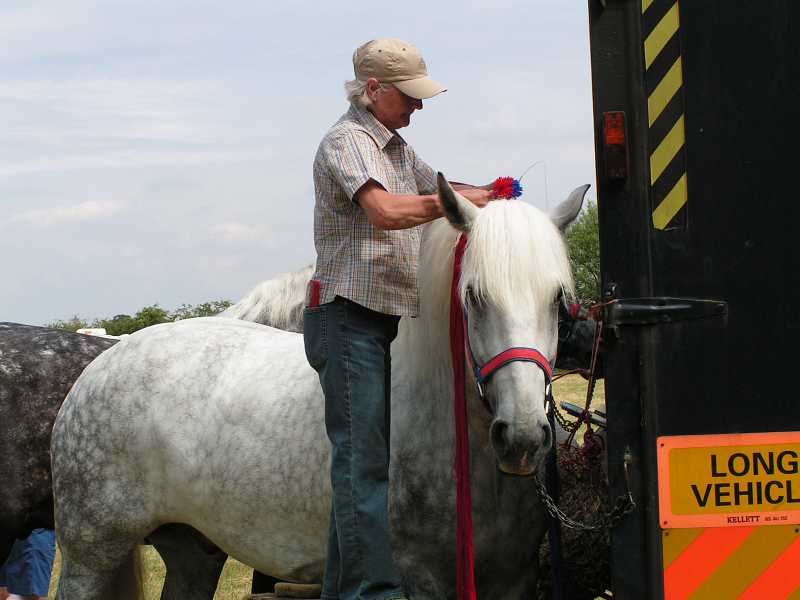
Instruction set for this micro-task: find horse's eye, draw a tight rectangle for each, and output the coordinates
[555,291,569,318]
[465,288,482,308]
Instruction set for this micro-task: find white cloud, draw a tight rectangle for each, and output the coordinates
[211,221,271,243]
[0,77,259,176]
[0,150,260,178]
[1,77,224,132]
[0,5,75,40]
[3,201,122,229]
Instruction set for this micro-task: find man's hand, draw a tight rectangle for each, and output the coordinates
[457,187,493,208]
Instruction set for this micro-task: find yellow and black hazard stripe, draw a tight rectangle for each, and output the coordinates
[663,525,800,599]
[642,0,688,231]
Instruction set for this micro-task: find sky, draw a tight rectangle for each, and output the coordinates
[1,1,597,326]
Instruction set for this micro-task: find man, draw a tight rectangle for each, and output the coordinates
[304,38,492,600]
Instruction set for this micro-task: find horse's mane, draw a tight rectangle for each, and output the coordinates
[400,200,574,383]
[220,264,312,332]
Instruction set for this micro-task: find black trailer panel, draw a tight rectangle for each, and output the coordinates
[588,1,800,597]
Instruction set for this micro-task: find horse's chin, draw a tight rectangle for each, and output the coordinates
[498,462,536,476]
[497,452,539,476]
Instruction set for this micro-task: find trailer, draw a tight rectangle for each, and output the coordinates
[588,1,799,598]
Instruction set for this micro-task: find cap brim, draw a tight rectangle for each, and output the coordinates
[393,76,447,100]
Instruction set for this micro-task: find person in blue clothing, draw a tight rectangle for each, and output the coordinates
[0,529,56,600]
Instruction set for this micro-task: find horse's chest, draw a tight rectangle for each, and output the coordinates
[390,464,544,580]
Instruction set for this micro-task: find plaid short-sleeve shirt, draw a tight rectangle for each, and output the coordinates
[308,104,437,317]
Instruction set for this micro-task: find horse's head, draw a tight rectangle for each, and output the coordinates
[436,173,587,475]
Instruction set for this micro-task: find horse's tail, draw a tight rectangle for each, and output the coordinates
[109,545,144,600]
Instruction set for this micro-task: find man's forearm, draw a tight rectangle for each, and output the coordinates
[373,193,441,230]
[451,181,492,192]
[358,179,493,231]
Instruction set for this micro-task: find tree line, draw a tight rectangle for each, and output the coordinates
[47,301,232,336]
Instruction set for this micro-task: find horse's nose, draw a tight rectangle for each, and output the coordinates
[490,417,552,472]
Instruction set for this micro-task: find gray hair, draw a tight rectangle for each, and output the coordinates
[344,78,392,108]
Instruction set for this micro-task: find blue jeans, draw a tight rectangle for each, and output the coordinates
[304,296,404,600]
[0,528,56,597]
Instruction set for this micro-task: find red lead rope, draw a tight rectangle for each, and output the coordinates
[449,234,477,600]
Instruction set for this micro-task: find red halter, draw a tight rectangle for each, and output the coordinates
[463,308,554,406]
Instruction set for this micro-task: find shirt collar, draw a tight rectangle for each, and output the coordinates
[348,103,405,150]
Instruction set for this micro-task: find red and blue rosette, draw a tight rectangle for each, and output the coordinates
[492,177,522,199]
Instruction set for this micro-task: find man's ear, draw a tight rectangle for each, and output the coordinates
[366,77,381,99]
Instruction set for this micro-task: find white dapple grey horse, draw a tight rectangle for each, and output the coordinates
[51,176,587,600]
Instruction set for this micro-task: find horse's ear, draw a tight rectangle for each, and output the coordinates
[437,172,479,232]
[550,184,590,231]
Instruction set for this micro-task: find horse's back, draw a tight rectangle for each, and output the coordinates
[55,317,321,494]
[62,317,307,409]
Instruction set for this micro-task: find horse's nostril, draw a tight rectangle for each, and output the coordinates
[490,419,511,458]
[541,422,553,450]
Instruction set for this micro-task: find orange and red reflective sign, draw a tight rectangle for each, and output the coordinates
[657,432,800,529]
[662,525,800,599]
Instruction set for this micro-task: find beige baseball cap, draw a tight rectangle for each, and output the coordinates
[353,38,447,100]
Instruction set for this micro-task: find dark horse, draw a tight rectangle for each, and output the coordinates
[1,289,602,592]
[0,323,117,565]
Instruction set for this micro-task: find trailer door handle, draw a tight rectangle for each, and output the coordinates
[606,297,727,327]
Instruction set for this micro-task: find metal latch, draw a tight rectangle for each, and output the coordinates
[606,297,727,328]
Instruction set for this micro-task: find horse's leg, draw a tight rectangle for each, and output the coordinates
[150,525,284,598]
[54,495,148,599]
[56,539,144,600]
[148,524,227,600]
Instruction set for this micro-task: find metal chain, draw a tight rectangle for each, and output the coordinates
[552,399,582,433]
[534,475,636,531]
[535,445,637,531]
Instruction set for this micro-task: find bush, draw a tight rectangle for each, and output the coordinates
[565,202,600,305]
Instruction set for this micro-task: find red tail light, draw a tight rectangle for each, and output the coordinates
[603,111,628,181]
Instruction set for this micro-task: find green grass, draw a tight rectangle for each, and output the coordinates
[552,372,606,443]
[47,546,253,599]
[46,373,604,598]
[553,371,606,411]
